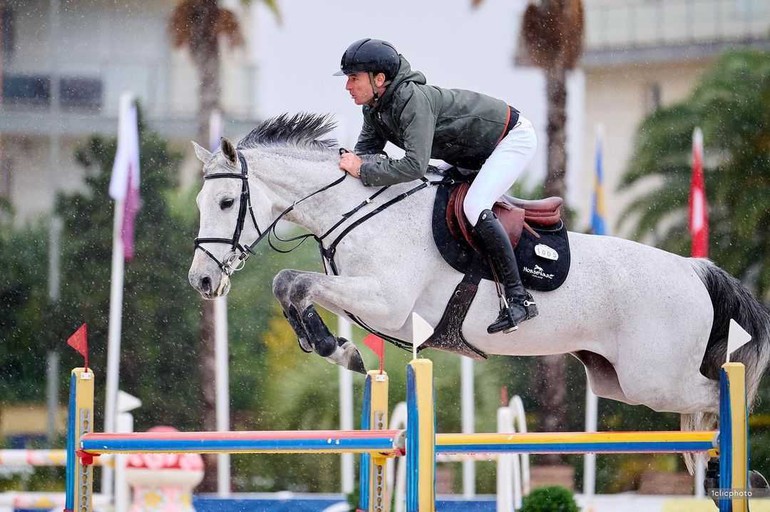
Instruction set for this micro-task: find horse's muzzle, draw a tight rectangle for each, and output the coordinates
[189,269,231,299]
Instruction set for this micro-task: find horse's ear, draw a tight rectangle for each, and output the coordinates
[221,138,237,165]
[192,141,213,164]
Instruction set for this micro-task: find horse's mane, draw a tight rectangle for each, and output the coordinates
[238,113,338,151]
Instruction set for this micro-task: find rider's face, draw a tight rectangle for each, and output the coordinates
[345,72,385,106]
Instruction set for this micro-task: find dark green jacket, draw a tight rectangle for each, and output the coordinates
[356,56,514,187]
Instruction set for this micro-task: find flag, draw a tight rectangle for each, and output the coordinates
[109,93,141,261]
[591,125,607,236]
[363,334,385,373]
[209,108,223,152]
[363,334,384,362]
[689,127,708,258]
[67,323,89,369]
[726,319,752,363]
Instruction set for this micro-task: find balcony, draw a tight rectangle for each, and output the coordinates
[0,61,260,140]
[583,0,770,66]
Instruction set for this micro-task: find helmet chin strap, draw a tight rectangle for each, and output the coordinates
[368,72,380,105]
[367,72,392,107]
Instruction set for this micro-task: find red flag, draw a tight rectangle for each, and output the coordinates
[363,334,384,373]
[67,324,89,369]
[689,128,708,258]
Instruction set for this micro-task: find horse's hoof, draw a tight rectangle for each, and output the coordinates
[297,336,313,353]
[339,338,367,375]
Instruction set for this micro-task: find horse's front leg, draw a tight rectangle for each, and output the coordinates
[272,269,397,374]
[272,269,314,354]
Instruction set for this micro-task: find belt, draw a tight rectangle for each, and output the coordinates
[502,105,521,138]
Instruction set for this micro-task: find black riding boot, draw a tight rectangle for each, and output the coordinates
[474,209,538,334]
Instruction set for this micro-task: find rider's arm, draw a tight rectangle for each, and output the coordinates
[354,115,387,155]
[359,90,434,187]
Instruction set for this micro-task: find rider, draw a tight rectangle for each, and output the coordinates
[335,38,538,334]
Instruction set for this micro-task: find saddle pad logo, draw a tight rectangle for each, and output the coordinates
[535,243,559,261]
[523,264,555,280]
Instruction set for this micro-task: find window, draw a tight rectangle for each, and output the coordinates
[60,77,102,109]
[3,75,51,106]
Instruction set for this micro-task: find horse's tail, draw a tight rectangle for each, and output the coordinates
[691,259,770,406]
[681,411,718,474]
[682,259,770,473]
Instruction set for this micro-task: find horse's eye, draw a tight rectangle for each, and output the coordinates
[220,198,235,210]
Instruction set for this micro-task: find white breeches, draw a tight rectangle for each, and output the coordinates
[463,116,537,226]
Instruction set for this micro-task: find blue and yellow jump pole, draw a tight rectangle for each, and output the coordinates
[719,362,748,512]
[65,368,95,512]
[358,370,391,512]
[406,358,435,512]
[403,360,749,512]
[65,359,749,512]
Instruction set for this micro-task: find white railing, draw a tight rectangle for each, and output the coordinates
[386,396,530,512]
[585,0,770,50]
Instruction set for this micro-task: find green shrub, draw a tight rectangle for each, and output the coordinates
[520,486,579,512]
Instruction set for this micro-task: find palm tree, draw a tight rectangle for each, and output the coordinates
[168,0,280,491]
[473,0,584,458]
[620,49,770,301]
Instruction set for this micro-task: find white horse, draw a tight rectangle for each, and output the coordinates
[188,113,770,469]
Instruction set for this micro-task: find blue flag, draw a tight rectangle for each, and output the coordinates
[591,127,607,236]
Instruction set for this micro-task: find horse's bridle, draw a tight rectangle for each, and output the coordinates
[194,151,346,276]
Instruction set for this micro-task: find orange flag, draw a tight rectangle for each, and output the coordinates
[67,324,89,370]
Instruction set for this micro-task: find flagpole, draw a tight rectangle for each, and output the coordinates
[691,127,707,496]
[584,124,605,502]
[103,192,125,498]
[207,108,232,497]
[104,92,137,497]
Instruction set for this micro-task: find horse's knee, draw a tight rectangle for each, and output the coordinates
[289,273,315,306]
[272,269,298,302]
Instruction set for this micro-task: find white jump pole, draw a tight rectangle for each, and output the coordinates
[338,316,355,494]
[460,357,475,497]
[583,387,598,499]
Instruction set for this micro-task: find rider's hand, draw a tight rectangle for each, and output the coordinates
[339,152,363,178]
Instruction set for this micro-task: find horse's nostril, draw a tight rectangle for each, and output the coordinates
[201,276,212,293]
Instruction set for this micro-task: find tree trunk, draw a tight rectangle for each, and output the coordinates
[544,63,567,200]
[539,62,569,465]
[191,0,222,493]
[536,355,568,464]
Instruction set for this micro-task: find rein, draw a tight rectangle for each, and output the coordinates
[194,150,455,352]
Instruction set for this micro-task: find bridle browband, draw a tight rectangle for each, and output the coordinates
[194,151,346,276]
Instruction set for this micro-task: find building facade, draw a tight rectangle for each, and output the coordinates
[580,0,770,235]
[0,0,260,222]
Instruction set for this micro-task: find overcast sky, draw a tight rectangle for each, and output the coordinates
[252,0,586,208]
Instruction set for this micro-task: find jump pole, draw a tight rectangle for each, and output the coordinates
[406,358,435,512]
[719,362,748,512]
[65,368,404,512]
[65,368,95,512]
[405,360,749,512]
[358,369,390,512]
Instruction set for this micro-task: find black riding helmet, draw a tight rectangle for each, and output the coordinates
[334,38,400,80]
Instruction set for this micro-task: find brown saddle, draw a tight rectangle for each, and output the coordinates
[446,182,563,251]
